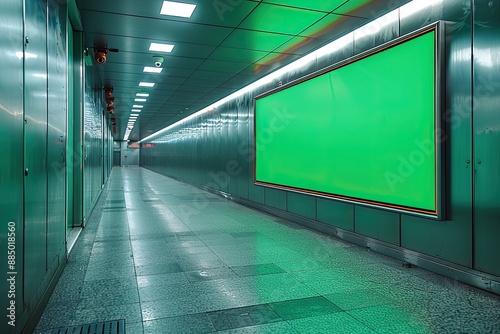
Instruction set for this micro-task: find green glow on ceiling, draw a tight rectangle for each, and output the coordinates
[333,0,374,15]
[252,0,378,72]
[261,0,346,13]
[241,3,325,35]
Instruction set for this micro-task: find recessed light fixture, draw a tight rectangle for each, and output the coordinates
[149,43,174,53]
[160,1,196,18]
[135,98,147,102]
[131,109,142,112]
[131,114,140,116]
[133,105,144,108]
[144,66,163,73]
[139,82,155,87]
[136,93,150,97]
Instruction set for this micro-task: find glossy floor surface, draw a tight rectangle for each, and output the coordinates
[35,167,500,334]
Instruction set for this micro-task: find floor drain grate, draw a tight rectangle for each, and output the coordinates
[50,319,125,334]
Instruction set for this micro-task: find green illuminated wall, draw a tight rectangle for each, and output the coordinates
[255,30,437,215]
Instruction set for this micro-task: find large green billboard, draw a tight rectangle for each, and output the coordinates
[255,26,442,217]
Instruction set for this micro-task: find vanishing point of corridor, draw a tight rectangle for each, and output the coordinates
[35,167,500,333]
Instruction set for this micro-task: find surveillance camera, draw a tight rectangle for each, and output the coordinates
[95,51,107,64]
[153,56,164,68]
[104,87,113,97]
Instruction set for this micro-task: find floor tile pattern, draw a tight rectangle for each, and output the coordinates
[35,167,500,333]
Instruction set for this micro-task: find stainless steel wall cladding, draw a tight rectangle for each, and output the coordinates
[72,30,84,229]
[140,0,500,288]
[23,0,49,305]
[1,0,111,331]
[0,0,25,331]
[400,1,474,267]
[473,0,500,277]
[47,0,67,271]
[83,64,104,219]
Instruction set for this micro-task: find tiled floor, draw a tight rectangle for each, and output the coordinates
[35,167,500,333]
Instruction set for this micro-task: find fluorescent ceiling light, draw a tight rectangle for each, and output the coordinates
[144,66,163,73]
[149,43,174,53]
[139,82,155,87]
[131,109,142,112]
[135,98,147,102]
[136,93,149,97]
[160,1,196,18]
[131,114,139,116]
[133,105,144,108]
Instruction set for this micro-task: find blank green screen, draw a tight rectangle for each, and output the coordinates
[255,30,437,214]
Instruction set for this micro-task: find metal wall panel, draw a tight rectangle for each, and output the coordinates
[23,0,48,304]
[46,0,67,266]
[109,128,114,174]
[473,0,500,276]
[113,151,121,166]
[264,188,287,211]
[66,23,74,234]
[199,113,208,186]
[219,106,228,192]
[353,9,399,54]
[0,0,25,330]
[236,93,250,199]
[72,30,84,227]
[400,0,474,267]
[103,117,109,181]
[83,64,104,220]
[213,110,222,190]
[355,207,401,246]
[247,92,265,204]
[316,34,355,72]
[227,101,239,195]
[288,193,316,220]
[317,200,354,231]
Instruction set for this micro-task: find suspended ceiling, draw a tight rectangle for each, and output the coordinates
[76,0,409,141]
